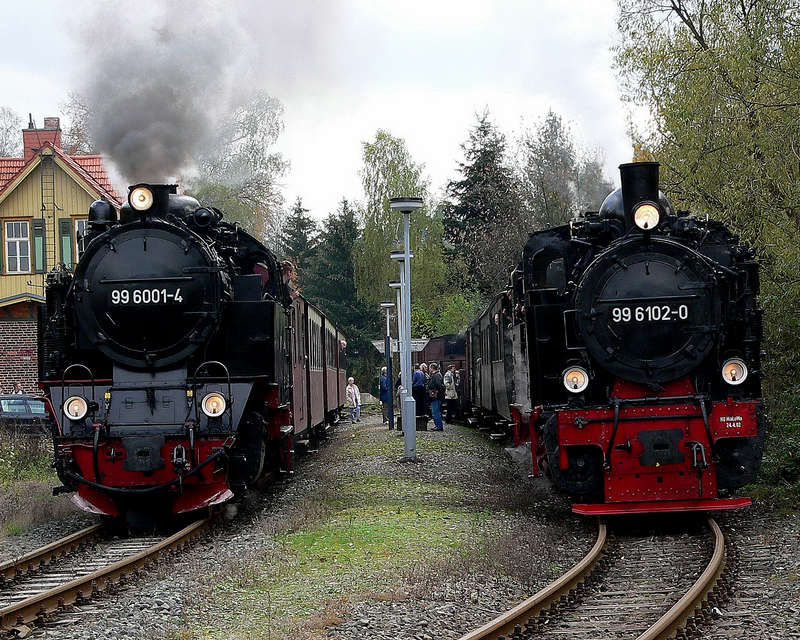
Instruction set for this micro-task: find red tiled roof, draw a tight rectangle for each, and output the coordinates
[72,155,122,202]
[0,158,25,191]
[0,144,122,207]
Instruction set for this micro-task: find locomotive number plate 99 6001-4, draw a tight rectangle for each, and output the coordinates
[610,304,689,323]
[110,288,185,305]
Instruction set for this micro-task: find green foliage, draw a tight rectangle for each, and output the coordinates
[346,117,611,391]
[303,199,381,392]
[615,0,800,485]
[354,130,444,308]
[440,110,612,299]
[410,302,435,337]
[279,197,318,282]
[0,434,54,486]
[434,291,485,335]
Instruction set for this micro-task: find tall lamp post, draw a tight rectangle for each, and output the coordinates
[390,196,423,461]
[379,301,394,429]
[389,251,411,456]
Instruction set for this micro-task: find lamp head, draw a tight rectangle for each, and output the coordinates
[389,196,424,213]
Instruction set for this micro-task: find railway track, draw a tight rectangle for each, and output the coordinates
[0,517,210,635]
[460,516,727,640]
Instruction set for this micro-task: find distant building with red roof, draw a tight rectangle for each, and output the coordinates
[0,116,122,393]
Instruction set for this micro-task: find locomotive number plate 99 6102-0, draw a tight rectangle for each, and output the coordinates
[110,288,185,305]
[610,304,689,323]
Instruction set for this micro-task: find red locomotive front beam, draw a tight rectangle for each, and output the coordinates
[573,497,751,516]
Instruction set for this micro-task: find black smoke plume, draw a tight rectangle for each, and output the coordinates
[74,1,334,183]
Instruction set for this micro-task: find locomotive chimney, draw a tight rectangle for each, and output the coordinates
[619,161,659,228]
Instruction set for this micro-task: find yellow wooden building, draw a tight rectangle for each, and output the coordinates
[0,116,120,392]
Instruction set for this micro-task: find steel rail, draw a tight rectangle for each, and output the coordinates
[0,524,104,583]
[0,517,209,631]
[636,515,725,640]
[457,520,608,640]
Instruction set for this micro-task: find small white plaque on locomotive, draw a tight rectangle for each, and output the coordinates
[110,288,185,305]
[610,304,689,323]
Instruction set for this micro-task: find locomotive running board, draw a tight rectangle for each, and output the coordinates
[572,497,751,516]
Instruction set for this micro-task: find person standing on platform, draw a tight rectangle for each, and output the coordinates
[444,364,458,424]
[346,377,361,424]
[412,364,426,417]
[379,367,390,425]
[421,362,431,416]
[427,363,445,431]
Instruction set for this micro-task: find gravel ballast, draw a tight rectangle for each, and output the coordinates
[5,412,796,640]
[24,414,593,639]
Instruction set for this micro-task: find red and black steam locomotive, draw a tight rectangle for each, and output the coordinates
[39,184,345,521]
[466,162,764,515]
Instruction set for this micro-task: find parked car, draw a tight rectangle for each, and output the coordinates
[0,395,54,434]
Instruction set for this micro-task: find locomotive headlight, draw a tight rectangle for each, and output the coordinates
[63,396,89,420]
[722,358,748,385]
[129,186,154,211]
[201,392,227,418]
[562,367,589,393]
[633,203,660,230]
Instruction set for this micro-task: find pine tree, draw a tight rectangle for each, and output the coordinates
[442,111,520,294]
[279,197,318,283]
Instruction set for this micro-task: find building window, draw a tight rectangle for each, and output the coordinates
[5,221,30,274]
[75,218,88,261]
[59,219,73,268]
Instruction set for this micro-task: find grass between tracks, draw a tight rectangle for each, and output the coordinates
[177,421,559,640]
[0,431,72,537]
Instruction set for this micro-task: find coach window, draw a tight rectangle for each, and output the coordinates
[490,313,500,361]
[4,221,31,274]
[325,331,331,368]
[300,321,306,367]
[312,320,321,370]
[310,320,316,369]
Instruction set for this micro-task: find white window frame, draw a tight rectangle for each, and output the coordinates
[5,221,31,274]
[74,218,88,261]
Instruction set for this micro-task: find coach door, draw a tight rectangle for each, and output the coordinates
[290,302,307,434]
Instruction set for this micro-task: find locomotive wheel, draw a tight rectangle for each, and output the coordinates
[543,415,603,498]
[232,411,267,487]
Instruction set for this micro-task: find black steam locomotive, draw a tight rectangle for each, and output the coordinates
[39,184,344,520]
[467,162,764,515]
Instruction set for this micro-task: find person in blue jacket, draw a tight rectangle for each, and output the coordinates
[412,363,426,417]
[379,367,390,425]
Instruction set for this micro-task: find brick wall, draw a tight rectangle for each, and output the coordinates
[0,315,39,394]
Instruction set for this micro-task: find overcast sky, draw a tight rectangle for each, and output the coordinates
[0,0,633,219]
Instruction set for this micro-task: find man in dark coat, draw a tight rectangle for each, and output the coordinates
[379,367,390,425]
[426,362,445,431]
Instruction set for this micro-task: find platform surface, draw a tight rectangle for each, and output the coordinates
[572,497,752,516]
